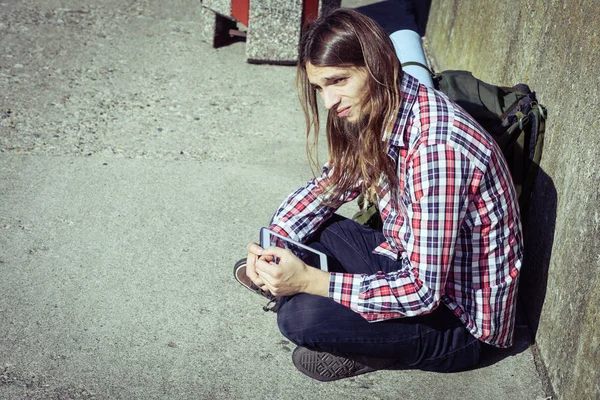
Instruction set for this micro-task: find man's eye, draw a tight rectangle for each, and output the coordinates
[334,77,347,84]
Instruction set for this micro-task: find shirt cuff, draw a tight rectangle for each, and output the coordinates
[267,224,290,238]
[328,272,364,309]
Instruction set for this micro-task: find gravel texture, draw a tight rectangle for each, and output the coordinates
[0,0,307,164]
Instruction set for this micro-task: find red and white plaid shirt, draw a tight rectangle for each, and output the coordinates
[269,73,523,348]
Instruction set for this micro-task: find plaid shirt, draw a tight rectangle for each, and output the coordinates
[269,73,523,348]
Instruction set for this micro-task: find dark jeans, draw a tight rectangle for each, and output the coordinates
[356,0,432,36]
[276,215,482,373]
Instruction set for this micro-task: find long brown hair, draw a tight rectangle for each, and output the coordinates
[297,8,402,207]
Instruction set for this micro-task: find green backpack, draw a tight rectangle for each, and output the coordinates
[353,70,547,227]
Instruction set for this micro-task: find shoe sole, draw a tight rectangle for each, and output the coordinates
[233,258,251,289]
[292,347,374,382]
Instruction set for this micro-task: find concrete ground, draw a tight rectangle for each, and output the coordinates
[1,1,549,399]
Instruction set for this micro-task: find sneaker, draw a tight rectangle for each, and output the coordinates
[291,346,376,382]
[233,258,279,312]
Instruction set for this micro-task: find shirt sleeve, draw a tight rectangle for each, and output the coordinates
[329,143,473,322]
[269,163,361,242]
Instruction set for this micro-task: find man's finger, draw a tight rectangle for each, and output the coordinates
[259,253,275,263]
[246,245,265,287]
[245,253,258,276]
[256,270,279,295]
[256,268,273,285]
[255,258,281,278]
[252,275,265,286]
[247,242,264,255]
[263,246,291,259]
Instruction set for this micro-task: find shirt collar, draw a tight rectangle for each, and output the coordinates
[387,72,420,149]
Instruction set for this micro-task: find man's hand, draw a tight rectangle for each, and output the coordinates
[255,246,330,297]
[246,242,268,291]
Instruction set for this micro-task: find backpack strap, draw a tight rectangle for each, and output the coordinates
[519,103,547,213]
[401,61,432,72]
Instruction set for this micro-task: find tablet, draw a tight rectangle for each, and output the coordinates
[260,227,329,272]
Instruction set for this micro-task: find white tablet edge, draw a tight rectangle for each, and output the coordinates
[260,227,329,272]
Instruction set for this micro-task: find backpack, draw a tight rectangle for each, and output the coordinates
[353,70,547,226]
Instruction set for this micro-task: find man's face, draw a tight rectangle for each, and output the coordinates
[305,62,370,124]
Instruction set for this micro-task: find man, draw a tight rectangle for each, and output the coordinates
[235,9,523,381]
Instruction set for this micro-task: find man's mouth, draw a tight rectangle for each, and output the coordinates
[337,106,351,117]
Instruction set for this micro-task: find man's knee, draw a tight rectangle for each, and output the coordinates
[277,294,337,347]
[313,215,372,254]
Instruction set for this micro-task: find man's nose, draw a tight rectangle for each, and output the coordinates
[321,88,340,110]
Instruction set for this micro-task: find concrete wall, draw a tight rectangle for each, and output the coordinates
[425,1,600,399]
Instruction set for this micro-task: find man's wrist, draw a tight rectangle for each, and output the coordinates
[303,266,330,297]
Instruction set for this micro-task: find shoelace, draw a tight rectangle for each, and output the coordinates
[262,298,279,312]
[246,279,278,312]
[250,283,276,300]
